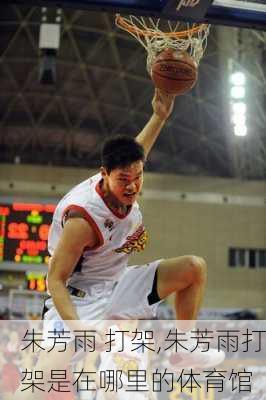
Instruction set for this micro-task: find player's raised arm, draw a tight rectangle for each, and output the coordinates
[135,89,175,159]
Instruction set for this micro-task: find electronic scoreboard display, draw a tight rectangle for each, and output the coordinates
[0,202,56,265]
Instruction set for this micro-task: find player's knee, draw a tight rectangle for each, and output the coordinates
[189,255,207,284]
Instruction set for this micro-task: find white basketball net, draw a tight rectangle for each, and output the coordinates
[116,15,210,73]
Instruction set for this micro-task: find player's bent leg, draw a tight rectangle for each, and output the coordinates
[156,255,207,329]
[156,256,225,369]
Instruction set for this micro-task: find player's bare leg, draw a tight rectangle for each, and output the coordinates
[157,255,207,328]
[157,256,224,368]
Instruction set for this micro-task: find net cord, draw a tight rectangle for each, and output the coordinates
[116,15,210,71]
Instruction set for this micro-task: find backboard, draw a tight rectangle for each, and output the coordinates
[11,0,266,30]
[207,0,266,30]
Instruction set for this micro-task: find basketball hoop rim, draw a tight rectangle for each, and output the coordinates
[115,14,208,39]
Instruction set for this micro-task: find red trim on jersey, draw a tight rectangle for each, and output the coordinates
[62,205,104,250]
[95,180,132,219]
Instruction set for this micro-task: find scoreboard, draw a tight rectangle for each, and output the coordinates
[0,202,55,265]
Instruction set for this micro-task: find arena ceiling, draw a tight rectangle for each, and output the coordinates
[0,4,265,179]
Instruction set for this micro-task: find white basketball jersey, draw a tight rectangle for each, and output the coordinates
[48,173,148,288]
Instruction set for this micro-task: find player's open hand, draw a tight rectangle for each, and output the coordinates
[152,88,176,121]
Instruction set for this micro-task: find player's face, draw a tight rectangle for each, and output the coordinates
[103,160,144,206]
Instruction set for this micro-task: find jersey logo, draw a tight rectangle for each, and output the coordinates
[115,225,147,254]
[104,218,114,231]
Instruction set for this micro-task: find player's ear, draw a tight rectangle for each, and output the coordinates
[100,166,108,178]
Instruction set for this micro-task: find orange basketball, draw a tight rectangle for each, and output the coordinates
[151,49,198,95]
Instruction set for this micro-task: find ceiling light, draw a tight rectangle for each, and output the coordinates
[234,124,247,137]
[230,72,246,86]
[232,102,246,115]
[230,86,245,99]
[232,113,246,126]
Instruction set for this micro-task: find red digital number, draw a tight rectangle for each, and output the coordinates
[28,279,36,291]
[39,224,49,241]
[8,223,29,239]
[0,207,10,216]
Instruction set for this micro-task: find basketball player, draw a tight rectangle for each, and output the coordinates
[45,89,204,325]
[13,89,223,400]
[43,88,223,365]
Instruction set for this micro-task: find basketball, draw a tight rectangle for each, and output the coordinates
[151,49,198,95]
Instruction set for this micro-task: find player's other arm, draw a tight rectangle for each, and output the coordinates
[135,89,175,159]
[47,217,98,321]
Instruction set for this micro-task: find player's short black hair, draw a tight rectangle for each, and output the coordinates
[101,135,145,174]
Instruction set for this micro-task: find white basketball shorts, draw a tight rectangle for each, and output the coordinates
[42,260,163,347]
